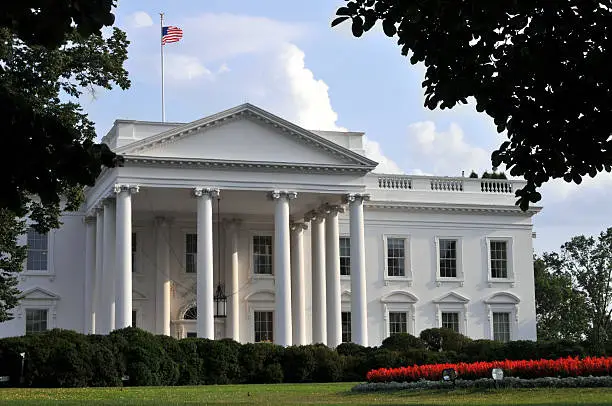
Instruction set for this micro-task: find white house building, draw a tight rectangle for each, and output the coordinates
[0,103,540,347]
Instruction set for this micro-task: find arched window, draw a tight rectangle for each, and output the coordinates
[183,306,197,320]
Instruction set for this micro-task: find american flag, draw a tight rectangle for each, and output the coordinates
[162,26,183,45]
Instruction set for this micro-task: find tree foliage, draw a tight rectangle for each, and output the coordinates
[0,209,27,322]
[332,1,612,210]
[0,2,129,321]
[534,256,589,341]
[543,229,612,351]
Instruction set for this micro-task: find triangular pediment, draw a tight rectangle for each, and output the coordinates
[116,104,377,170]
[20,287,60,300]
[433,291,470,304]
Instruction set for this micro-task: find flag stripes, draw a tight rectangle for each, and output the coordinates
[162,26,183,45]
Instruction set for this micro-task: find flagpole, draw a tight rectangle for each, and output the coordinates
[160,12,165,122]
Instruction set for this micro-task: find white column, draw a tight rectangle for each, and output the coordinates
[307,211,326,345]
[269,190,296,347]
[324,204,343,348]
[346,193,370,346]
[155,217,171,335]
[102,198,116,334]
[84,216,96,334]
[224,219,241,341]
[94,208,104,334]
[115,184,138,329]
[194,187,219,339]
[290,222,307,346]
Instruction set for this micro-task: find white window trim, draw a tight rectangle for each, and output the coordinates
[485,292,520,342]
[434,236,464,286]
[181,228,197,276]
[20,226,56,281]
[245,289,275,342]
[485,236,515,287]
[382,235,413,286]
[249,230,274,280]
[381,291,418,337]
[15,287,60,334]
[341,290,351,312]
[339,234,351,281]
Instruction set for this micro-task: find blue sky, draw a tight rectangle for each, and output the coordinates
[85,0,612,255]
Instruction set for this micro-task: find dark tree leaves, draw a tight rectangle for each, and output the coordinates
[332,0,612,210]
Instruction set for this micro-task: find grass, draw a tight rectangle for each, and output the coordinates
[1,383,611,405]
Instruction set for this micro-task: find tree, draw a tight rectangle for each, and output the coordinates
[0,2,129,321]
[534,256,589,341]
[545,229,612,351]
[332,1,612,210]
[0,210,27,322]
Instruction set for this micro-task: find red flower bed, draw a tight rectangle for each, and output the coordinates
[366,356,612,383]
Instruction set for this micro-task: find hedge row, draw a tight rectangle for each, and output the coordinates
[0,327,598,387]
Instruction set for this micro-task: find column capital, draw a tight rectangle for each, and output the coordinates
[343,193,370,204]
[193,187,220,198]
[114,184,140,195]
[268,190,297,201]
[223,218,242,231]
[304,210,324,223]
[321,203,345,216]
[290,222,308,232]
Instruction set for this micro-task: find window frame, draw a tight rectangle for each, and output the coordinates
[25,308,49,335]
[131,226,144,275]
[339,235,351,279]
[16,287,59,335]
[388,311,409,336]
[22,226,55,278]
[253,310,274,343]
[249,231,274,279]
[245,290,276,342]
[434,292,469,335]
[441,311,461,333]
[341,311,352,343]
[183,230,198,275]
[485,292,520,342]
[382,235,412,285]
[492,311,512,343]
[485,237,515,286]
[434,236,464,285]
[381,290,418,337]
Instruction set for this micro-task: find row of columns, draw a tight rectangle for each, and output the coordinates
[84,184,140,335]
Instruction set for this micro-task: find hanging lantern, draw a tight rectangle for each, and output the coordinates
[214,283,227,318]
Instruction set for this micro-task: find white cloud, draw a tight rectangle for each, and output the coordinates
[405,121,491,176]
[217,63,230,74]
[129,11,153,28]
[164,54,212,82]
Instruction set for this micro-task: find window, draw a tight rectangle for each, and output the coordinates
[26,228,48,272]
[253,235,273,275]
[132,233,137,272]
[388,312,407,335]
[186,332,197,338]
[132,310,137,327]
[439,239,457,278]
[493,312,511,342]
[441,312,460,332]
[341,311,352,343]
[25,309,48,334]
[185,234,197,273]
[490,241,508,278]
[183,306,197,320]
[339,237,350,276]
[254,311,273,342]
[386,238,405,277]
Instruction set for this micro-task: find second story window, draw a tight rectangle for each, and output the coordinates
[185,233,197,273]
[490,240,508,278]
[438,239,457,278]
[26,228,48,272]
[253,235,273,275]
[339,237,350,276]
[386,238,405,277]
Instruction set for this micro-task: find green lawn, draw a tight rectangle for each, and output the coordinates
[0,383,611,405]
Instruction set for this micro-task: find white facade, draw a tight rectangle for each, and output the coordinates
[0,104,540,346]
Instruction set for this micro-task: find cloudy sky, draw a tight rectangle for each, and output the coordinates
[86,0,612,255]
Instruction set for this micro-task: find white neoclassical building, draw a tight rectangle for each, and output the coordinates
[0,104,541,346]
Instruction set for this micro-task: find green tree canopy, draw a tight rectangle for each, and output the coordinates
[332,1,612,210]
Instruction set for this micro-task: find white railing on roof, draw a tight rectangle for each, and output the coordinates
[374,174,518,194]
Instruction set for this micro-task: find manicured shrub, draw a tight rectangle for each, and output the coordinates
[336,342,369,357]
[462,339,506,362]
[311,344,342,382]
[380,333,426,351]
[238,342,284,384]
[86,335,122,387]
[282,346,316,382]
[420,328,471,353]
[194,338,241,384]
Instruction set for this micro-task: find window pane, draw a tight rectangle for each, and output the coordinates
[253,236,273,274]
[441,312,460,332]
[389,311,408,335]
[387,238,405,277]
[341,311,352,343]
[186,234,197,273]
[490,241,508,278]
[26,228,48,272]
[25,309,48,334]
[339,237,351,276]
[254,311,274,342]
[439,239,457,278]
[493,312,511,342]
[132,233,137,273]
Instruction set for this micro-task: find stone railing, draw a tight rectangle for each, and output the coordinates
[373,175,519,194]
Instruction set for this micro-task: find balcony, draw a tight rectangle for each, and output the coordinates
[365,174,526,207]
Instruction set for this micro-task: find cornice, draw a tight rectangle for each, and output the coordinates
[122,155,372,174]
[365,200,541,216]
[114,104,378,169]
